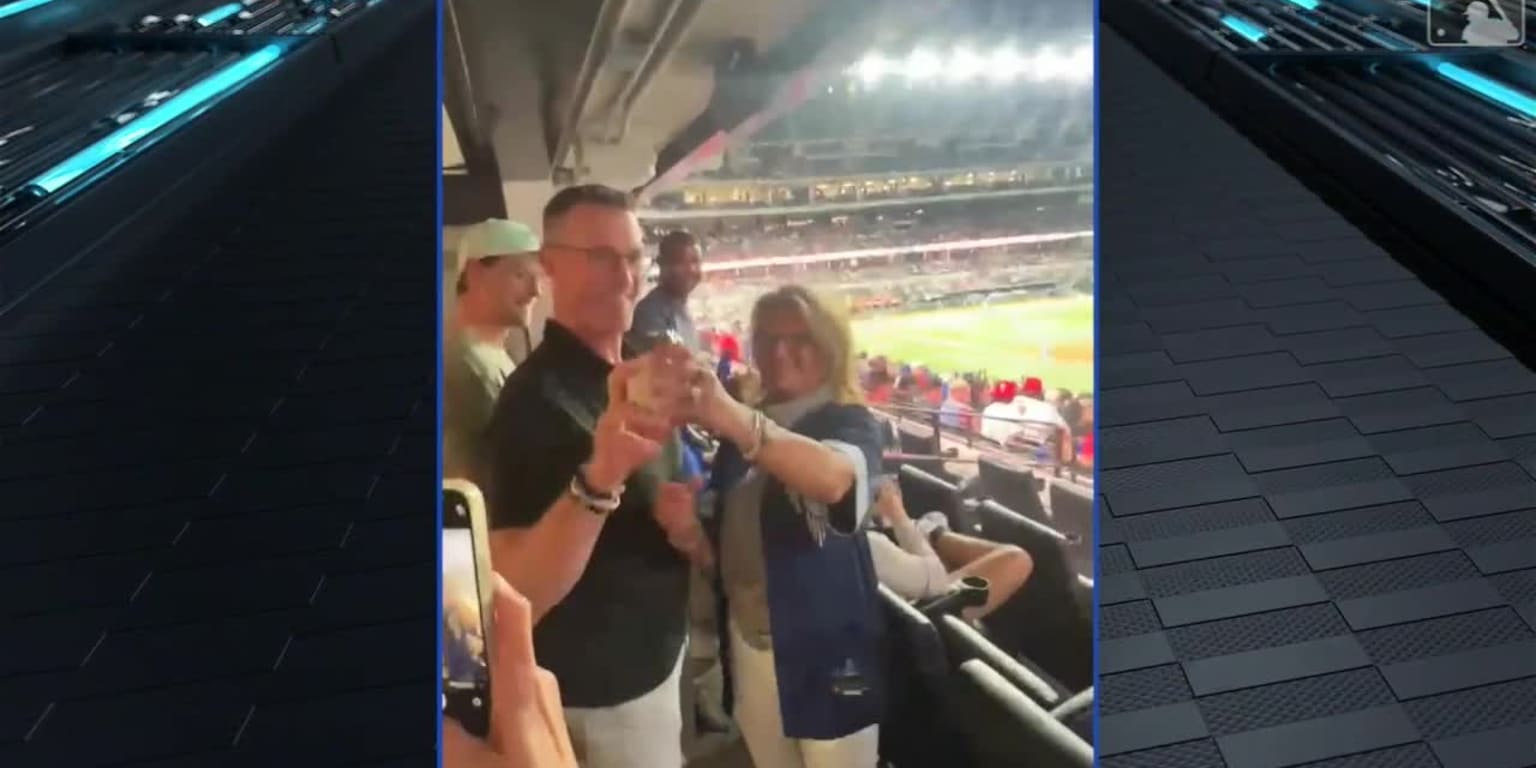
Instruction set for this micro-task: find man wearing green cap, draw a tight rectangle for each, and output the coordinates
[444,218,542,481]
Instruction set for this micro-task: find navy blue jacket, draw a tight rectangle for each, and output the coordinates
[707,402,887,740]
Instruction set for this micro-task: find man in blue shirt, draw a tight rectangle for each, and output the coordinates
[628,230,702,353]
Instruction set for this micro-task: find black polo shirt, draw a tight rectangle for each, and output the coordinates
[483,320,688,708]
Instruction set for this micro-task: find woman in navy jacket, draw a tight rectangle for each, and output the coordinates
[680,284,886,768]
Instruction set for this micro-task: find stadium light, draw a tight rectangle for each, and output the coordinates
[1067,45,1093,81]
[946,48,988,82]
[986,48,1030,82]
[854,55,888,85]
[847,44,1092,86]
[903,50,943,81]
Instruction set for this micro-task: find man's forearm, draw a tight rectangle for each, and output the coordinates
[489,493,608,624]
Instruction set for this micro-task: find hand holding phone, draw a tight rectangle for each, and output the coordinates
[442,480,575,768]
[443,481,496,738]
[442,574,576,768]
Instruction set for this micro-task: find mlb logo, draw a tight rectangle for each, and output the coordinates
[1427,0,1525,46]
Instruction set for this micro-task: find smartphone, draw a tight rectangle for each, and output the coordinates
[442,480,495,738]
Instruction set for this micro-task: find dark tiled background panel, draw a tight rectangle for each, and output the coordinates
[0,29,437,767]
[1098,29,1536,768]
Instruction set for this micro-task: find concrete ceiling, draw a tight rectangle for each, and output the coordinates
[443,0,978,191]
[442,0,1092,220]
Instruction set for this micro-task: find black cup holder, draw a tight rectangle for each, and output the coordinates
[917,575,990,618]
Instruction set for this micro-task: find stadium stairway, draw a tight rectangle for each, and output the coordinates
[1096,26,1536,768]
[0,4,437,765]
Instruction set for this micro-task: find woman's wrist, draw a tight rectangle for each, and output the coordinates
[717,400,757,449]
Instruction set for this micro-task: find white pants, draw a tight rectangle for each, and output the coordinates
[729,622,880,768]
[564,644,686,768]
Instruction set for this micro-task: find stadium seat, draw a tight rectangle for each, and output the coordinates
[898,426,939,457]
[934,614,1065,708]
[1048,480,1095,575]
[946,660,1093,768]
[1073,574,1093,611]
[896,464,961,525]
[973,500,1093,691]
[975,457,1050,527]
[877,585,964,765]
[1048,480,1093,543]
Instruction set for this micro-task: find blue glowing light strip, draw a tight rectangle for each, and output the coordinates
[1283,0,1320,10]
[1365,31,1410,50]
[29,44,284,195]
[1435,62,1536,118]
[1222,15,1269,42]
[196,2,242,26]
[0,0,55,20]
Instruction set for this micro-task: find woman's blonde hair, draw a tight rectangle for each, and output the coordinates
[750,285,864,406]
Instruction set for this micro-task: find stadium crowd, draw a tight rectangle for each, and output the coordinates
[441,185,1091,768]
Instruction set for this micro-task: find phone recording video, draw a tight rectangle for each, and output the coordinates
[443,480,494,738]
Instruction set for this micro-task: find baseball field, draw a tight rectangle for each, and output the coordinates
[851,295,1094,395]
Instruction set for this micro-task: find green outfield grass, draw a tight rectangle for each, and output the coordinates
[851,296,1094,395]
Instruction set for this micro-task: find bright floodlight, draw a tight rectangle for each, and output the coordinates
[947,48,987,81]
[986,48,1028,81]
[1067,45,1093,81]
[904,50,942,81]
[1030,48,1074,80]
[853,55,887,84]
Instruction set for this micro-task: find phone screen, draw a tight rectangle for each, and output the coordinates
[443,488,491,737]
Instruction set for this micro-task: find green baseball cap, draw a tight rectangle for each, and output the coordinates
[454,218,540,278]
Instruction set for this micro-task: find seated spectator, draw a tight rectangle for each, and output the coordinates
[867,478,1033,622]
[1011,377,1073,464]
[1075,397,1094,471]
[979,383,1022,446]
[939,382,976,432]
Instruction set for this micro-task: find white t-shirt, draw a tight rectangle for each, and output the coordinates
[980,398,1067,448]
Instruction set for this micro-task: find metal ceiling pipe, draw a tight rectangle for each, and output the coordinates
[443,0,484,149]
[551,0,631,171]
[606,0,707,143]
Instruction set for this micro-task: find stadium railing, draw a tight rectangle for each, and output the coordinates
[934,614,1067,708]
[947,660,1094,768]
[872,401,1089,486]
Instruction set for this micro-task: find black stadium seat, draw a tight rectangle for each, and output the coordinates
[1048,480,1095,576]
[935,615,1065,708]
[1073,574,1093,610]
[877,586,963,765]
[975,457,1050,526]
[1048,480,1093,544]
[898,426,939,457]
[947,660,1093,768]
[972,500,1093,691]
[896,464,960,523]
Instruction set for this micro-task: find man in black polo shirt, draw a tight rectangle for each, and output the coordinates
[483,185,701,768]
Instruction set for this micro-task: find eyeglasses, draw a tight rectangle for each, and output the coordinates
[544,243,647,268]
[755,331,818,351]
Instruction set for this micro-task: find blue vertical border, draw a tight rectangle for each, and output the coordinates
[435,0,447,761]
[1089,0,1102,762]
